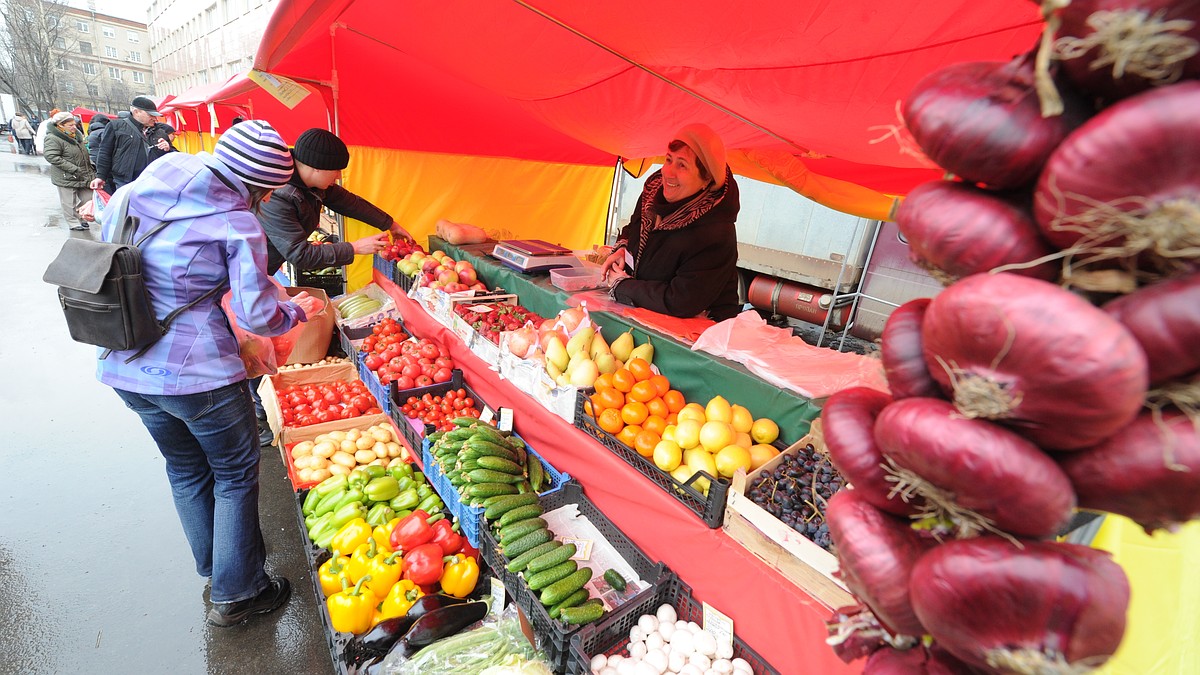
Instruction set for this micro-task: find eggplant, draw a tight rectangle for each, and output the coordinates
[383,600,490,660]
[346,594,472,666]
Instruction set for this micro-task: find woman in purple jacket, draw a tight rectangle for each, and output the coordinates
[98,121,318,627]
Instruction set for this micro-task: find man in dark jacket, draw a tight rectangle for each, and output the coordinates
[89,96,172,193]
[86,113,110,167]
[147,122,178,162]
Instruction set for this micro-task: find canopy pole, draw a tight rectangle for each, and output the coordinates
[329,22,343,135]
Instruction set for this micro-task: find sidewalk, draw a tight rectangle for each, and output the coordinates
[0,149,335,674]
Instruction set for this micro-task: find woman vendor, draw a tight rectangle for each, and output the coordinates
[601,123,741,321]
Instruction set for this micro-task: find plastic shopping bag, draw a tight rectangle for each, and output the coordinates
[220,280,306,378]
[79,189,111,223]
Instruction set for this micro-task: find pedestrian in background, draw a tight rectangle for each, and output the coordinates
[98,120,317,627]
[91,96,171,194]
[87,113,111,167]
[11,113,35,155]
[43,111,95,231]
[147,122,178,162]
[34,108,60,155]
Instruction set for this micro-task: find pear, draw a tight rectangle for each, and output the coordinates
[546,335,569,373]
[594,352,619,374]
[629,341,655,365]
[568,358,600,388]
[566,326,595,359]
[589,331,612,359]
[555,371,571,387]
[611,329,635,362]
[546,360,563,380]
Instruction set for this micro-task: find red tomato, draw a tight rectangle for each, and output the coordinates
[416,375,433,387]
[433,368,453,383]
[420,343,439,360]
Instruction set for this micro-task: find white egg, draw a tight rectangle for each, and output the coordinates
[670,629,695,655]
[629,641,648,661]
[599,668,617,675]
[678,665,703,675]
[591,654,609,673]
[658,621,675,641]
[688,652,711,671]
[645,648,669,674]
[630,626,647,643]
[711,659,733,674]
[667,650,687,673]
[634,662,660,675]
[616,661,637,675]
[645,632,666,652]
[693,630,717,657]
[731,658,753,674]
[609,654,625,666]
[638,614,660,634]
[715,641,734,661]
[656,604,678,625]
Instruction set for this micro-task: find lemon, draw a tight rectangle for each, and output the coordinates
[748,443,781,471]
[653,440,683,471]
[699,420,734,452]
[714,444,753,478]
[678,403,707,424]
[684,451,717,495]
[704,396,733,424]
[674,419,702,450]
[730,404,754,433]
[670,464,708,496]
[750,418,780,445]
[661,424,677,443]
[734,432,753,448]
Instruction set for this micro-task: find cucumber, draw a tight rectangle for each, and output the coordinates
[476,455,525,475]
[450,416,479,427]
[527,453,545,492]
[468,468,524,484]
[560,599,605,625]
[497,504,544,528]
[502,527,552,559]
[467,482,518,499]
[526,560,578,591]
[498,518,547,544]
[527,543,576,574]
[548,588,590,619]
[516,481,531,494]
[505,541,560,573]
[540,567,593,606]
[603,569,627,591]
[483,493,540,519]
[470,425,507,445]
[463,440,518,462]
[427,430,446,442]
[504,435,526,451]
[444,428,476,441]
[456,459,481,473]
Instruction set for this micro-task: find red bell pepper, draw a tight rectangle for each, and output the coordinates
[401,542,444,586]
[389,509,434,551]
[457,537,479,559]
[429,519,463,555]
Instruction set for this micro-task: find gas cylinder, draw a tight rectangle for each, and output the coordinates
[746,275,848,328]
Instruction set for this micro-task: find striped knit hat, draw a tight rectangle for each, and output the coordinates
[213,120,293,189]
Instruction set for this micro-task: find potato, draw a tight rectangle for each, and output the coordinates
[368,458,387,467]
[310,468,332,482]
[372,441,388,459]
[386,442,401,458]
[310,457,330,470]
[354,449,377,465]
[370,427,392,443]
[346,428,361,441]
[340,439,358,455]
[328,430,347,442]
[313,441,336,459]
[331,451,357,468]
[328,464,350,476]
[355,435,375,451]
[292,440,315,456]
[293,455,313,470]
[298,468,314,483]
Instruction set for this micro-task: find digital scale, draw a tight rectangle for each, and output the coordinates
[490,239,582,273]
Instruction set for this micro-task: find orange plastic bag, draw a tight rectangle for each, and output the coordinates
[221,281,305,378]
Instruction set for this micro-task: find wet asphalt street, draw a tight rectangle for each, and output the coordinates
[0,147,336,674]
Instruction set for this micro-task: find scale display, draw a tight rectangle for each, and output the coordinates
[490,239,582,273]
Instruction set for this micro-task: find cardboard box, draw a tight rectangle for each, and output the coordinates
[331,283,398,332]
[282,286,335,365]
[258,361,360,447]
[279,415,412,491]
[722,425,854,610]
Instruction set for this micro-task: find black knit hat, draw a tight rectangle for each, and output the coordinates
[292,128,349,171]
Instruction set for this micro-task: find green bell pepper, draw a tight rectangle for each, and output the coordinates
[347,467,372,490]
[366,503,396,527]
[364,476,401,503]
[388,487,420,512]
[412,471,425,485]
[363,465,387,480]
[313,487,349,518]
[387,463,414,483]
[313,474,349,496]
[417,484,433,499]
[329,501,369,531]
[302,489,324,517]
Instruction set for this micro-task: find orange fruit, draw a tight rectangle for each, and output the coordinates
[628,381,658,403]
[617,424,642,447]
[642,414,668,437]
[597,408,624,435]
[666,412,679,425]
[646,397,670,419]
[595,373,615,391]
[597,388,626,411]
[583,398,597,418]
[649,374,671,397]
[627,358,653,381]
[612,369,635,393]
[663,390,686,414]
[621,401,649,426]
[633,430,661,457]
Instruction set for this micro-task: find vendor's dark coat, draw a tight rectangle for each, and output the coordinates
[255,169,391,275]
[613,177,741,321]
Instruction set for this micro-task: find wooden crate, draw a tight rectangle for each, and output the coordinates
[723,422,854,610]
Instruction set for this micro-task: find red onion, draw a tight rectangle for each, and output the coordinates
[1104,270,1200,385]
[874,397,1077,538]
[880,299,942,400]
[823,387,916,516]
[1047,0,1200,102]
[922,272,1148,450]
[826,489,932,637]
[910,538,1130,673]
[896,180,1060,283]
[902,53,1089,190]
[1060,408,1200,532]
[864,644,989,674]
[1034,82,1200,283]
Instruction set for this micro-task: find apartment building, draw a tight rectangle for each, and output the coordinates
[148,0,278,95]
[54,6,155,112]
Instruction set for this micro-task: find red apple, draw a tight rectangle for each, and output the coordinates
[457,267,478,285]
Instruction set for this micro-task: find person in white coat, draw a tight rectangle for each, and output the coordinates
[34,108,61,155]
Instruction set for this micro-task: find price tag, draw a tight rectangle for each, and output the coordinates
[466,304,494,313]
[702,601,735,656]
[480,407,495,425]
[489,577,506,617]
[562,537,593,562]
[497,407,514,432]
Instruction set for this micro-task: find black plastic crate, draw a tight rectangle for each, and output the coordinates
[568,574,779,675]
[375,252,418,292]
[573,392,729,528]
[478,481,666,674]
[290,261,347,298]
[292,490,351,675]
[386,370,486,453]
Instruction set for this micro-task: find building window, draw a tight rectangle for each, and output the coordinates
[128,51,142,63]
[127,31,140,43]
[105,46,118,58]
[54,37,66,48]
[133,71,145,84]
[103,26,115,38]
[109,67,122,80]
[56,57,68,71]
[83,62,97,75]
[79,41,92,55]
[87,84,99,96]
[76,20,89,32]
[64,82,75,93]
[48,16,60,28]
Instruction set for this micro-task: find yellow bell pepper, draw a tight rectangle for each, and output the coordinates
[346,538,379,584]
[327,576,376,634]
[378,579,424,620]
[364,551,405,599]
[372,517,402,553]
[318,550,351,597]
[440,554,479,598]
[330,517,372,555]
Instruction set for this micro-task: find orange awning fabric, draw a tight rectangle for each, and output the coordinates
[250,0,1043,219]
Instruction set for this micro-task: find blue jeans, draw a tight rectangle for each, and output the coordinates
[115,381,269,603]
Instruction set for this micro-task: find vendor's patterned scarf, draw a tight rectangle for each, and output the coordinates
[634,166,733,266]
